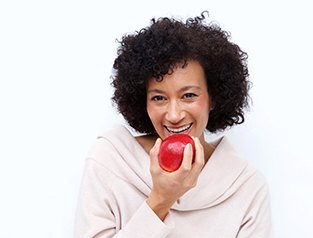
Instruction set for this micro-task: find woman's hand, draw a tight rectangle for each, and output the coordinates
[146,136,205,220]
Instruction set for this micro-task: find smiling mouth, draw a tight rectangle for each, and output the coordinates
[165,123,193,134]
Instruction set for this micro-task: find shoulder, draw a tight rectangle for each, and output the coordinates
[214,136,269,190]
[97,124,133,141]
[86,124,136,164]
[209,136,249,175]
[83,124,151,182]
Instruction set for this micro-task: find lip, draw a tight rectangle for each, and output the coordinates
[164,123,193,137]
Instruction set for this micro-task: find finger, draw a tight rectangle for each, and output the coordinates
[189,137,205,176]
[176,143,193,175]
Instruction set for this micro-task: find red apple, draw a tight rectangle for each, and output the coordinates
[158,134,196,172]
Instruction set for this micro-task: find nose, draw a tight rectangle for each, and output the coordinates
[165,100,184,124]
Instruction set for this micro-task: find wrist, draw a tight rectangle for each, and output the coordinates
[146,191,175,221]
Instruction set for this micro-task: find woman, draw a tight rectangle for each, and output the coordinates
[75,11,273,237]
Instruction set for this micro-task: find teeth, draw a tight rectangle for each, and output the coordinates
[167,124,192,133]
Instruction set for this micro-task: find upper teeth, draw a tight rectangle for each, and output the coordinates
[167,124,191,133]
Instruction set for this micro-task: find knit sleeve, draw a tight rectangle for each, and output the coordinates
[116,201,174,238]
[74,159,174,238]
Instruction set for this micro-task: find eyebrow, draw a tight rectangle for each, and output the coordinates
[147,85,202,94]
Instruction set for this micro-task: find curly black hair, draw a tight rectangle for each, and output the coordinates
[111,11,251,134]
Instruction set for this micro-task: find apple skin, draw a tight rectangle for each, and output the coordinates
[158,134,196,172]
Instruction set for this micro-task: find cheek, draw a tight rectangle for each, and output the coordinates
[146,103,158,122]
[196,99,208,109]
[191,97,210,122]
[146,104,153,119]
[194,96,210,111]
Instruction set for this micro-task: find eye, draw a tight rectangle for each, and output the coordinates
[183,93,197,99]
[151,95,165,101]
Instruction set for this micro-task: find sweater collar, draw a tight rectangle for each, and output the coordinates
[172,137,248,210]
[102,125,248,211]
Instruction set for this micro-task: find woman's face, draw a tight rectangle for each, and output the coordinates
[146,60,212,142]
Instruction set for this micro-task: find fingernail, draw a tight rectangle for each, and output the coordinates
[186,143,191,150]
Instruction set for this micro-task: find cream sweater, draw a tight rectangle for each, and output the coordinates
[74,125,272,238]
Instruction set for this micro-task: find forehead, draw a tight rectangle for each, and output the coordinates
[147,60,207,90]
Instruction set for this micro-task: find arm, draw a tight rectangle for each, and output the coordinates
[74,136,205,238]
[74,159,174,238]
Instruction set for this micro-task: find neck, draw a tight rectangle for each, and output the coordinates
[203,141,216,163]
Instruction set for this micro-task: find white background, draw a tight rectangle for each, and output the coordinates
[1,0,312,237]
